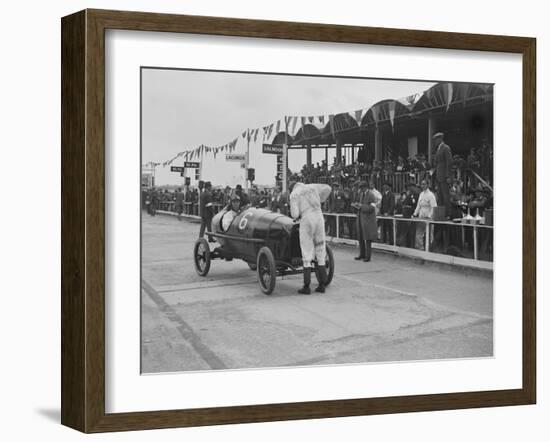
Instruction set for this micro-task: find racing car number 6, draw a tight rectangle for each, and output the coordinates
[238,211,253,231]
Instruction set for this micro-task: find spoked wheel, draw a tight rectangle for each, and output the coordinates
[193,238,211,276]
[256,247,276,295]
[315,244,335,286]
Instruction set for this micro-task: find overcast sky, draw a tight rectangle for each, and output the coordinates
[142,68,435,187]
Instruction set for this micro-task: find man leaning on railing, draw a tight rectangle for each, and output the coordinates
[412,179,437,250]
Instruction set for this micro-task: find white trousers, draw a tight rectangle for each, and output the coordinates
[299,210,326,268]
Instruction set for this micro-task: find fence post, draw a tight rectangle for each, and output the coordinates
[473,225,478,260]
[336,214,340,239]
[393,218,397,246]
[425,220,430,252]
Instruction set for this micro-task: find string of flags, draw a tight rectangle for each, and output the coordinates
[158,82,448,168]
[160,107,371,168]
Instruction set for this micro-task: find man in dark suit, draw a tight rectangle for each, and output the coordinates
[199,182,215,242]
[380,182,395,244]
[174,187,185,221]
[433,132,453,218]
[327,183,346,237]
[353,181,377,262]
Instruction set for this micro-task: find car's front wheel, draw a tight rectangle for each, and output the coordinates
[257,247,276,295]
[193,238,211,277]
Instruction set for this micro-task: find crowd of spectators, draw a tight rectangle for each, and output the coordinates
[143,139,492,259]
[293,140,493,191]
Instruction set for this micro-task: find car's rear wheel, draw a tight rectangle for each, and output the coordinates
[193,238,211,276]
[257,247,276,295]
[315,244,335,286]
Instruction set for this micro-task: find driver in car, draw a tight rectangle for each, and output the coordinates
[289,182,331,294]
[221,194,241,232]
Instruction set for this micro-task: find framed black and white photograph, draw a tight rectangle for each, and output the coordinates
[140,68,495,375]
[61,9,536,433]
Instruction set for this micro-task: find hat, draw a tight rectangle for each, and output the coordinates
[432,132,444,139]
[231,194,241,201]
[236,184,242,190]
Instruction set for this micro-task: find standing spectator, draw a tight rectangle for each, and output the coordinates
[327,183,347,237]
[353,181,378,262]
[174,187,185,221]
[271,185,289,216]
[399,182,420,247]
[433,132,453,218]
[395,191,407,215]
[148,187,159,216]
[380,182,395,245]
[199,182,215,242]
[413,179,437,249]
[478,139,492,180]
[258,190,269,208]
[369,181,382,214]
[467,147,481,174]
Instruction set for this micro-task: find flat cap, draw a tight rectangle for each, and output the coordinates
[432,132,444,139]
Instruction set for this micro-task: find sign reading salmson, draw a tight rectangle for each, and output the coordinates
[262,143,283,154]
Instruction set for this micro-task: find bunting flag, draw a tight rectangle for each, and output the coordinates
[275,120,280,134]
[291,116,298,134]
[230,137,238,152]
[388,101,396,130]
[308,116,314,124]
[354,109,363,124]
[444,83,453,112]
[242,130,247,139]
[318,115,325,125]
[301,116,306,128]
[267,123,274,140]
[253,128,259,142]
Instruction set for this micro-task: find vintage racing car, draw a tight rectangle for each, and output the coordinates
[193,206,334,295]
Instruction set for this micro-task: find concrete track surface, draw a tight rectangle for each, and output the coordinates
[141,213,493,373]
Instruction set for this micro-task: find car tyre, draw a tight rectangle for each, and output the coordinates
[315,244,335,286]
[193,238,211,277]
[257,246,276,295]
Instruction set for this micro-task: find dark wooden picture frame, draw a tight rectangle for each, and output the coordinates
[61,9,536,433]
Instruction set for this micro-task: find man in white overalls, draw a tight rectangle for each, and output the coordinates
[290,182,331,294]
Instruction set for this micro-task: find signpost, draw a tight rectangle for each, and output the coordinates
[170,166,185,173]
[262,144,283,155]
[225,153,246,162]
[184,161,200,168]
